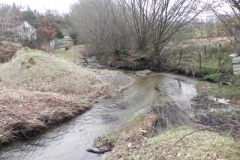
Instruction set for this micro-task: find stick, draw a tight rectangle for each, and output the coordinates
[174,123,240,146]
[174,127,209,146]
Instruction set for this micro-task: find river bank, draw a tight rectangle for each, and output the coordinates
[0,46,239,160]
[94,81,240,160]
[0,48,134,148]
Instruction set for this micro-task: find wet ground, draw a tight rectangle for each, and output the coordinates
[0,71,199,160]
[3,57,238,160]
[192,93,240,137]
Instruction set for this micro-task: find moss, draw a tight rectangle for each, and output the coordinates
[137,55,150,61]
[144,126,240,160]
[204,73,222,82]
[210,85,240,99]
[128,109,146,122]
[185,68,191,75]
[214,110,232,117]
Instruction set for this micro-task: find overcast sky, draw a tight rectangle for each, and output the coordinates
[0,0,78,14]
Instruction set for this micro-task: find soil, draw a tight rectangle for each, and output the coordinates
[90,78,240,160]
[191,92,240,138]
[0,82,90,147]
[93,113,159,159]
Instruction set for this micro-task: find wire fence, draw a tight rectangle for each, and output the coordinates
[168,42,234,74]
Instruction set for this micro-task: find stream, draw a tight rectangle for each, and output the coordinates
[0,59,198,160]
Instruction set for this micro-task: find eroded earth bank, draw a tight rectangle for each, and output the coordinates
[0,46,239,160]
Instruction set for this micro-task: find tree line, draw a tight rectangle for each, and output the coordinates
[0,3,67,51]
[1,0,240,65]
[69,0,206,64]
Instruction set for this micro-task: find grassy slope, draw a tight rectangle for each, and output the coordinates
[55,46,86,65]
[0,47,110,147]
[0,47,108,95]
[102,113,240,160]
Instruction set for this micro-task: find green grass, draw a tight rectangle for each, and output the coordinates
[215,110,232,117]
[103,125,240,160]
[140,126,240,160]
[210,85,240,99]
[167,41,233,78]
[204,73,222,82]
[55,48,85,64]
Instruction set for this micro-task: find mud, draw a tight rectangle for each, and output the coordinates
[191,93,240,137]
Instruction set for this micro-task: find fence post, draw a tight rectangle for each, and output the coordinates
[178,51,182,66]
[199,54,202,69]
[204,45,207,56]
[218,43,222,68]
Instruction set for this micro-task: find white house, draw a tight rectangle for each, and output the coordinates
[16,21,37,41]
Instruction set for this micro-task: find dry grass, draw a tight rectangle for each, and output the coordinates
[54,46,86,65]
[0,48,111,147]
[0,85,90,146]
[0,41,22,62]
[102,113,240,160]
[0,48,110,96]
[180,37,233,47]
[141,126,240,160]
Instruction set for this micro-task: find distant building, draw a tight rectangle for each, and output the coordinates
[16,21,37,40]
[0,21,37,41]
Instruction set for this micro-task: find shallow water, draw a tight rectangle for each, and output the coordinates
[0,73,198,160]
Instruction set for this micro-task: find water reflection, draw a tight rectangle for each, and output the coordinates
[0,73,198,160]
[154,73,197,132]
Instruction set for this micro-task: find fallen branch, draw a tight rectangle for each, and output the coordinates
[174,127,209,146]
[174,124,240,146]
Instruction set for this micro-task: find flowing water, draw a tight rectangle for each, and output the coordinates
[0,60,198,160]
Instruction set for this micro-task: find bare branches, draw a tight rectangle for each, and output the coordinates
[231,0,240,11]
[69,0,207,62]
[0,4,22,39]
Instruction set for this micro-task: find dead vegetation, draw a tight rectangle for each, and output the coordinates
[100,113,240,160]
[0,48,111,147]
[93,112,159,159]
[0,84,90,146]
[0,47,111,95]
[0,41,22,63]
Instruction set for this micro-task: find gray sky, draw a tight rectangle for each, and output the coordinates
[0,0,78,13]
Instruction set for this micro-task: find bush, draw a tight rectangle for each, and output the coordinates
[0,41,22,63]
[204,73,222,82]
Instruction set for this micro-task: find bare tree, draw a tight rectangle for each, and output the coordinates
[231,0,240,11]
[69,0,207,67]
[0,3,22,40]
[210,0,240,54]
[119,0,206,57]
[70,0,132,55]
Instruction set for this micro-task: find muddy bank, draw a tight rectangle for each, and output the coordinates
[96,53,234,80]
[191,93,240,137]
[94,101,240,160]
[0,67,134,148]
[0,85,91,148]
[0,48,136,149]
[90,75,240,159]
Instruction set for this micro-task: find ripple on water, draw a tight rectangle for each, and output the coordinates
[0,73,199,160]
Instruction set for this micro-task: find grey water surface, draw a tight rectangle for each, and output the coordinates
[0,71,198,160]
